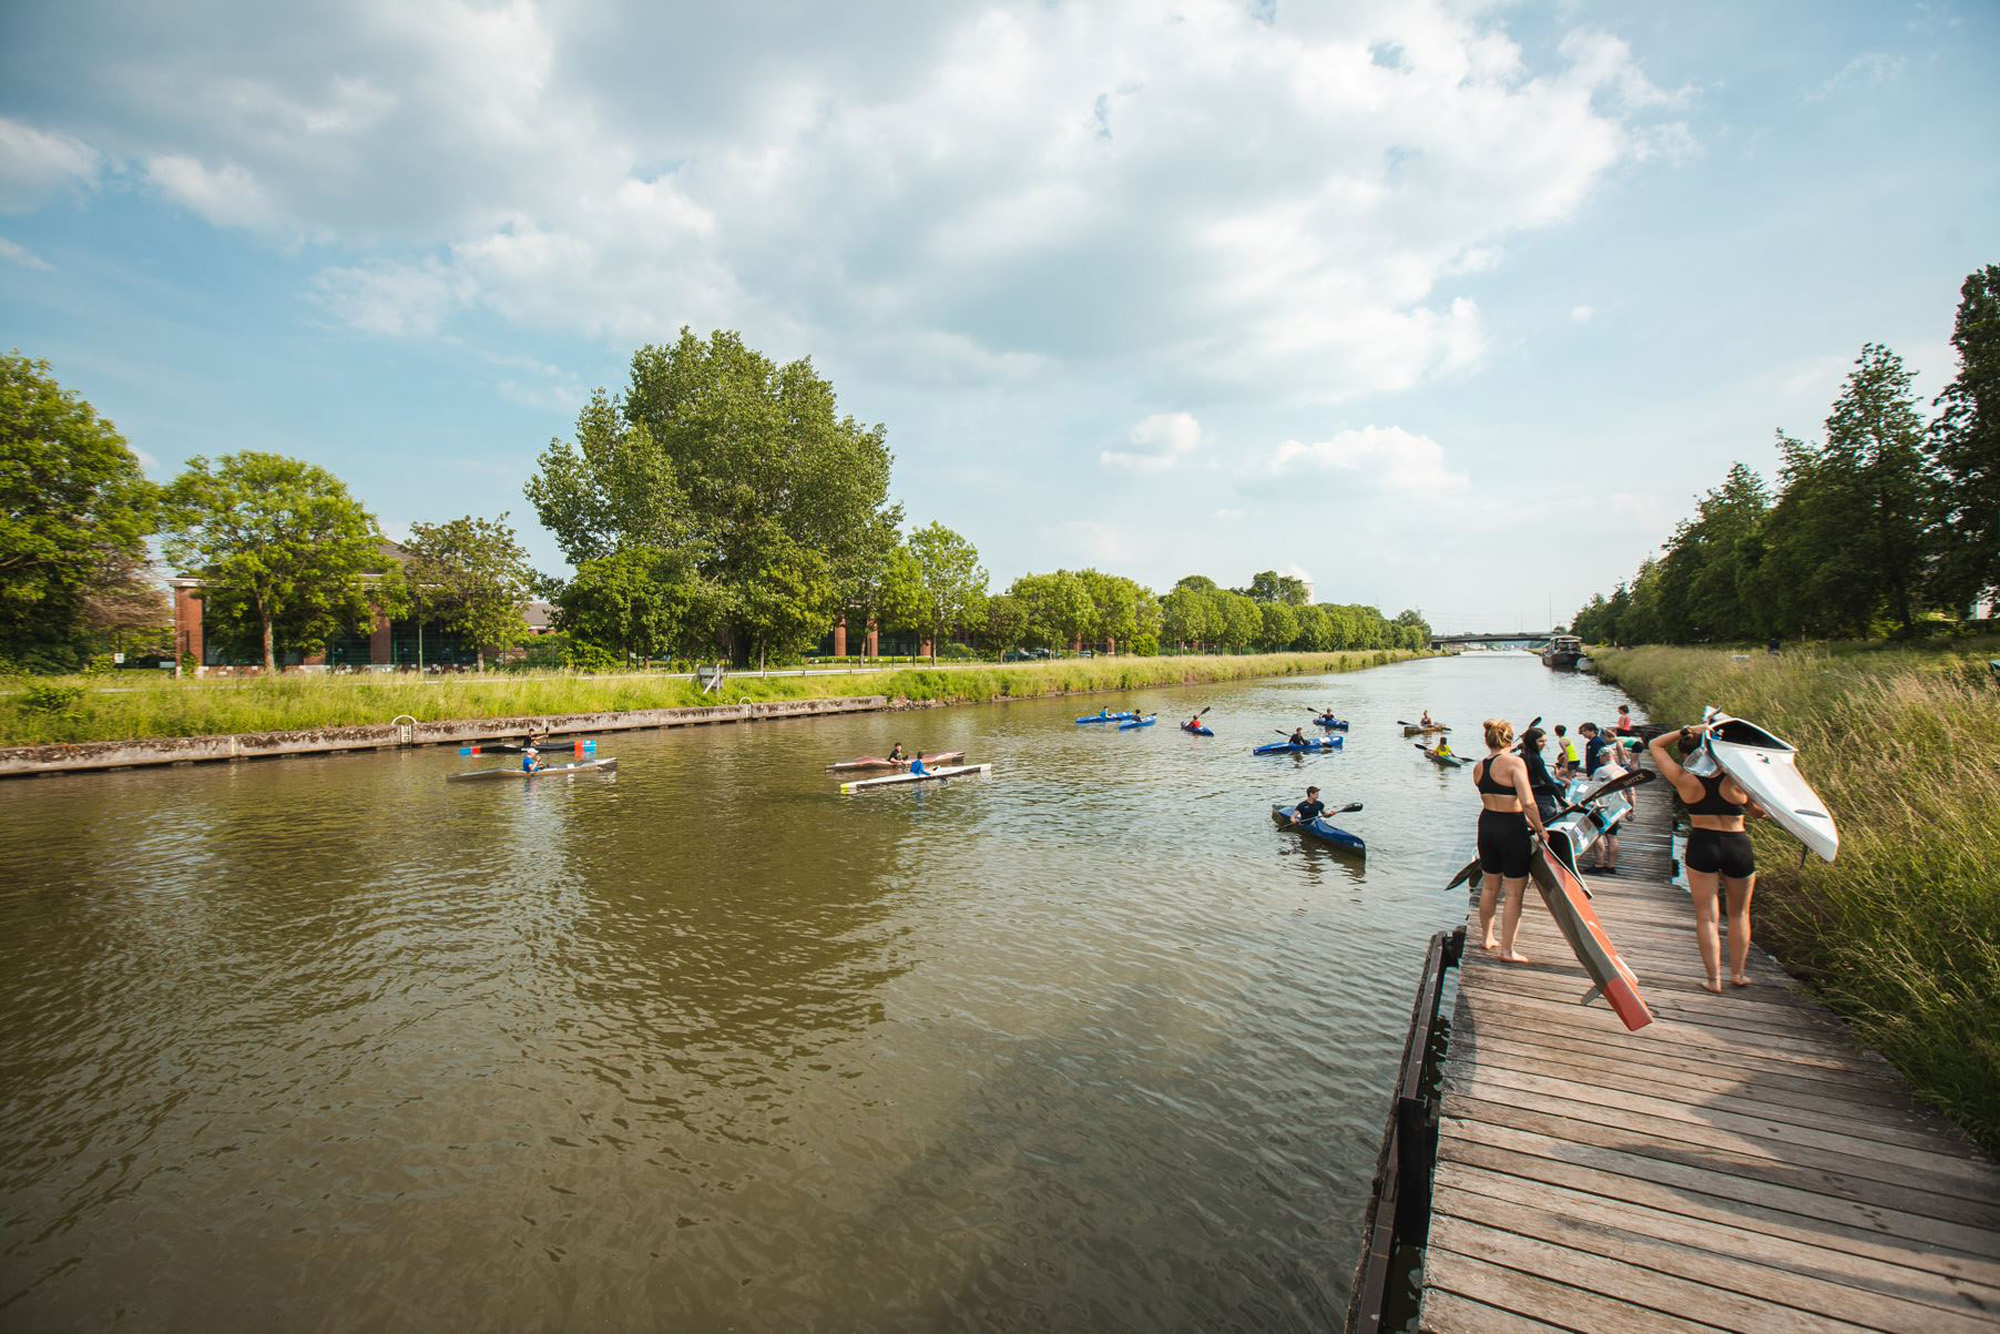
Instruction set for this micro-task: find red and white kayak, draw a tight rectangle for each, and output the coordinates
[826,750,966,773]
[839,763,990,794]
[1527,837,1653,1032]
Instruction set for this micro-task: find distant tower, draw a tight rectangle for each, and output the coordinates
[1300,577,1316,603]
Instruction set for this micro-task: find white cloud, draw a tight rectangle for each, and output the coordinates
[145,155,281,230]
[310,258,473,336]
[1804,53,1906,104]
[0,237,52,271]
[1214,507,1245,520]
[1570,304,1594,323]
[1101,411,1203,471]
[0,119,100,212]
[1038,519,1144,566]
[1265,425,1469,492]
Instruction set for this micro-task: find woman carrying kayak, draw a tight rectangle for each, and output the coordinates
[1473,719,1547,963]
[1648,722,1764,993]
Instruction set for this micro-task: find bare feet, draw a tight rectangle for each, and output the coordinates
[1731,974,1753,988]
[1702,976,1723,994]
[1498,951,1532,964]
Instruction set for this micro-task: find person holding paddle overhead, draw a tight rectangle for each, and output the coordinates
[1473,718,1547,963]
[1649,722,1764,993]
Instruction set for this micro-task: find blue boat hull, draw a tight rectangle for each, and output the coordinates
[1076,712,1135,724]
[1253,737,1344,755]
[1270,803,1365,855]
[1313,716,1350,730]
[1180,723,1214,736]
[1118,716,1157,729]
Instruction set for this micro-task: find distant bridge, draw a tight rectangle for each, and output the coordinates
[1428,632,1553,651]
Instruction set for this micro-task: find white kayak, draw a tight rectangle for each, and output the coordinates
[839,763,990,794]
[1704,712,1838,862]
[448,758,618,783]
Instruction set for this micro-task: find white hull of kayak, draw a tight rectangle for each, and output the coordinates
[449,758,617,783]
[840,763,990,793]
[1705,713,1838,862]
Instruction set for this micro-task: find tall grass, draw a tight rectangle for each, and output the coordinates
[1596,645,2000,1150]
[0,650,1419,747]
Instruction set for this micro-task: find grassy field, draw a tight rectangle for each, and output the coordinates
[0,650,1421,747]
[1594,644,2000,1150]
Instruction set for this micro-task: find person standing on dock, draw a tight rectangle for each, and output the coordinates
[1648,722,1762,993]
[1517,727,1562,824]
[1473,719,1548,963]
[1552,725,1581,779]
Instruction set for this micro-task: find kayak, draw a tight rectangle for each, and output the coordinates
[1703,712,1839,862]
[1253,737,1343,755]
[1118,715,1158,730]
[1180,722,1214,737]
[1526,836,1653,1032]
[1423,750,1466,768]
[448,758,618,783]
[839,763,991,793]
[826,750,966,772]
[1270,803,1366,856]
[1402,723,1448,736]
[1076,712,1135,725]
[1313,716,1350,730]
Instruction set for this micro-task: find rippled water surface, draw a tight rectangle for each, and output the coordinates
[1,655,1636,1330]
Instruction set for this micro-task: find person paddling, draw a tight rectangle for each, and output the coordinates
[1473,719,1547,964]
[909,751,929,777]
[1649,722,1764,992]
[1287,727,1309,747]
[1288,785,1327,824]
[1420,710,1436,728]
[888,742,908,764]
[521,744,541,774]
[1431,736,1454,760]
[1187,715,1205,731]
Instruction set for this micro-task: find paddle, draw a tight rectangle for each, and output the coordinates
[1442,766,1651,890]
[1281,800,1364,825]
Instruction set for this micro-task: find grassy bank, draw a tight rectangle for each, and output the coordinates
[1595,645,2000,1150]
[0,650,1423,747]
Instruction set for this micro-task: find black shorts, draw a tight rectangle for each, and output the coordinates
[1685,828,1755,879]
[1477,809,1534,879]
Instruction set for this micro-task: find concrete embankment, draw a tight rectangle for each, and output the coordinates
[0,696,888,778]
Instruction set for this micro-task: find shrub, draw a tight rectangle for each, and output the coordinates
[19,681,86,715]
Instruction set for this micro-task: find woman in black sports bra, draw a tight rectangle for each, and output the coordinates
[1472,718,1548,963]
[1649,721,1764,993]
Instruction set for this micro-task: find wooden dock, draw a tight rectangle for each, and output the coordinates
[1418,783,2000,1332]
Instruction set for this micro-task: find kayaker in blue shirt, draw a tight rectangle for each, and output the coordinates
[909,752,929,777]
[521,744,540,774]
[1289,786,1326,824]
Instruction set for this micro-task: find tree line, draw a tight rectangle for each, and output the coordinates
[0,330,1430,674]
[1572,264,1999,645]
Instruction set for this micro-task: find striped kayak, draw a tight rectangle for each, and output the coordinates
[839,763,991,793]
[1118,715,1158,730]
[826,750,966,772]
[1253,737,1343,755]
[1180,722,1214,737]
[1527,837,1653,1031]
[1270,803,1366,855]
[1313,716,1350,730]
[1076,711,1135,725]
[448,758,618,783]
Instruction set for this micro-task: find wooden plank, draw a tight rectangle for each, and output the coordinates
[1423,1244,1726,1334]
[1438,1161,2000,1333]
[1418,1289,1566,1333]
[1438,1107,2000,1256]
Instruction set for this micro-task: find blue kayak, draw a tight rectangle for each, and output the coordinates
[1270,802,1366,855]
[1118,715,1158,730]
[1254,736,1343,755]
[1180,722,1214,737]
[1313,715,1350,730]
[1076,711,1135,724]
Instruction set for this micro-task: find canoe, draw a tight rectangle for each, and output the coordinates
[1313,716,1350,730]
[1118,715,1158,730]
[1253,737,1343,755]
[826,750,966,772]
[1526,837,1653,1031]
[1703,712,1838,862]
[839,763,991,793]
[448,758,618,783]
[1402,723,1448,736]
[1270,803,1366,855]
[1180,723,1214,737]
[1076,712,1135,725]
[1423,749,1467,768]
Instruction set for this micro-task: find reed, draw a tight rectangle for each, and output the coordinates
[1596,645,2000,1150]
[0,650,1419,748]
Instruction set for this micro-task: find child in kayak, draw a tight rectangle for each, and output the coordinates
[1432,737,1454,759]
[908,752,929,777]
[1289,785,1326,824]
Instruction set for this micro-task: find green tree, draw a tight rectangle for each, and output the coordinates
[1258,601,1299,650]
[162,453,382,673]
[1219,591,1262,651]
[1245,570,1310,605]
[906,522,987,664]
[557,547,716,666]
[402,514,535,670]
[984,591,1027,651]
[1931,264,2000,614]
[1293,603,1332,650]
[1161,583,1221,650]
[1012,571,1092,651]
[0,353,158,669]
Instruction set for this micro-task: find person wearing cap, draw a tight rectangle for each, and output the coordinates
[1289,786,1327,824]
[520,743,541,773]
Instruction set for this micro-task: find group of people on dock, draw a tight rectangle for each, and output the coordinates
[1470,703,1763,995]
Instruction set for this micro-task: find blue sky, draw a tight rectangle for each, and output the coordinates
[3,0,1995,632]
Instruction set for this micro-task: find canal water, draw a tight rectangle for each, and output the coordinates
[0,654,1637,1331]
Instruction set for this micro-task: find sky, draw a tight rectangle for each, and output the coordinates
[2,1,1996,633]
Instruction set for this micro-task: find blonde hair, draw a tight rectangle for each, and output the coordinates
[1483,718,1515,750]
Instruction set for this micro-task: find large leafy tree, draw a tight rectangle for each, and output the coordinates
[1258,601,1299,650]
[162,453,382,672]
[1931,264,2000,613]
[0,353,158,668]
[527,328,901,663]
[558,547,715,667]
[1218,591,1262,651]
[906,522,987,663]
[1011,571,1092,651]
[402,514,536,670]
[1245,570,1310,605]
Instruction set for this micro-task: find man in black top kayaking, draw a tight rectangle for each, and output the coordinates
[1288,786,1326,824]
[888,742,907,763]
[1288,727,1309,747]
